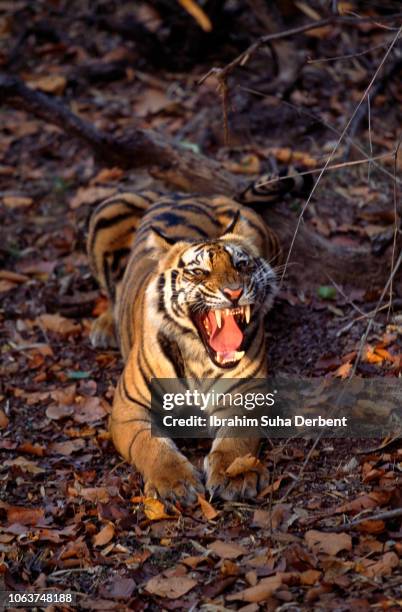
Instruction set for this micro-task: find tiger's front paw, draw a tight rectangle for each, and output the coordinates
[205,447,269,501]
[90,309,117,348]
[144,452,204,506]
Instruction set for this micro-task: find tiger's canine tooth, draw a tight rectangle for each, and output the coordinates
[215,309,222,329]
[235,351,245,360]
[245,304,251,324]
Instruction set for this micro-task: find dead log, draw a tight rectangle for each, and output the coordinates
[0,73,399,289]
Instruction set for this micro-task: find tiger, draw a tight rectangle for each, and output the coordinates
[86,169,305,504]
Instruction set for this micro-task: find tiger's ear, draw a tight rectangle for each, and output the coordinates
[221,210,242,236]
[147,226,176,252]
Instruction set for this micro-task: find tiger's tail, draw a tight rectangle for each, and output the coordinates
[238,166,314,205]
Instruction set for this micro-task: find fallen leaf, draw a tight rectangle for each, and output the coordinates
[93,523,115,547]
[18,260,56,279]
[259,474,290,497]
[125,550,152,565]
[177,0,212,32]
[3,196,33,208]
[0,534,15,543]
[208,540,247,559]
[46,404,74,420]
[70,486,110,503]
[356,519,385,534]
[50,385,77,405]
[0,279,17,292]
[373,347,394,362]
[0,270,30,283]
[69,186,116,210]
[226,574,282,602]
[36,313,81,337]
[145,574,197,599]
[6,506,44,526]
[143,498,173,521]
[300,569,322,585]
[252,504,292,530]
[305,530,352,556]
[306,25,333,39]
[91,167,124,184]
[221,559,240,576]
[252,509,270,528]
[334,490,393,514]
[334,362,352,379]
[17,443,45,456]
[357,552,399,578]
[226,454,263,477]
[29,74,67,95]
[73,397,109,423]
[181,555,208,568]
[198,494,218,520]
[3,457,45,474]
[49,439,86,456]
[362,467,385,483]
[133,88,172,117]
[363,344,383,364]
[99,577,135,600]
[0,409,9,429]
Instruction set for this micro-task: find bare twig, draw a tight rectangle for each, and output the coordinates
[367,94,373,185]
[281,25,402,283]
[199,15,402,85]
[388,138,401,317]
[307,41,392,64]
[333,507,402,531]
[343,56,402,159]
[256,152,396,189]
[241,86,401,184]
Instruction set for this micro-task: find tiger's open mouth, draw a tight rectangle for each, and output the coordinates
[192,305,251,368]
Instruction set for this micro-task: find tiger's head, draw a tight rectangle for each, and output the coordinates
[147,216,277,369]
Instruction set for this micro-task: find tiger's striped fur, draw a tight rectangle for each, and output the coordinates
[87,189,282,503]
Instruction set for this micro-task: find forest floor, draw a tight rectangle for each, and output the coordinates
[0,1,401,610]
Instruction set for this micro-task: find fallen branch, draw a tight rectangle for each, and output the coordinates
[0,74,238,195]
[0,73,400,288]
[303,506,402,531]
[334,507,402,531]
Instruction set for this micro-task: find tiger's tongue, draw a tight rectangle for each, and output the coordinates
[207,311,243,352]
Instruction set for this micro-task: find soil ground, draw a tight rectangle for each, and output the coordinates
[0,2,401,610]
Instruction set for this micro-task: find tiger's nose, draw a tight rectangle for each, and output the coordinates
[223,286,243,303]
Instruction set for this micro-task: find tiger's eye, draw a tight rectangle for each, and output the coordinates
[236,260,250,271]
[191,268,206,277]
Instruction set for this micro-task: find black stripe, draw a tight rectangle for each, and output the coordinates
[111,248,131,273]
[157,332,185,378]
[157,274,165,312]
[103,256,114,299]
[122,375,150,411]
[94,197,146,216]
[128,428,148,463]
[111,417,150,425]
[94,211,135,234]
